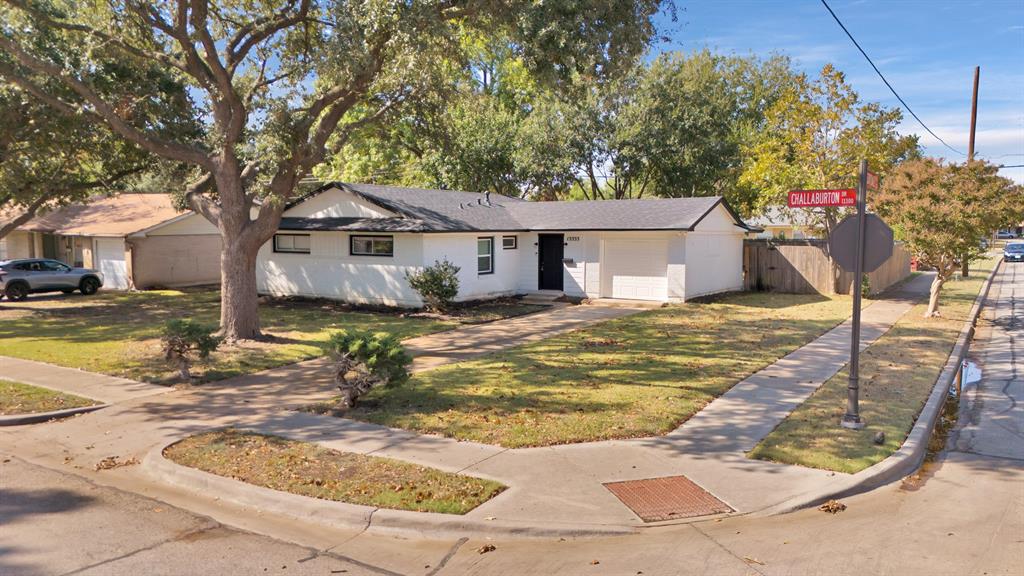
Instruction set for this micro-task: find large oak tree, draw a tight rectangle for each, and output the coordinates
[0,0,662,340]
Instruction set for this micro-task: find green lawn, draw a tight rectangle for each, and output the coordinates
[332,292,856,447]
[749,260,997,473]
[164,429,505,514]
[0,379,98,415]
[0,289,459,383]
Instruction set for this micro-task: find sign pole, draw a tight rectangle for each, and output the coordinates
[842,160,868,430]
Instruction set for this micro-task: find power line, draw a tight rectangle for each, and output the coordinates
[820,0,967,157]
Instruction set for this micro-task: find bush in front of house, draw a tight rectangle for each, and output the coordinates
[161,319,223,381]
[328,329,411,409]
[405,258,460,312]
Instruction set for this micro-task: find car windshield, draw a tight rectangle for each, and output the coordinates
[1007,244,1024,253]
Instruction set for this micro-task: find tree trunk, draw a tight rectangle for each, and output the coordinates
[961,257,969,278]
[177,358,192,381]
[925,274,945,317]
[219,237,263,341]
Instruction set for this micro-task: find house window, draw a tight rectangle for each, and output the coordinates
[273,234,311,254]
[502,235,517,250]
[477,237,494,274]
[350,235,394,257]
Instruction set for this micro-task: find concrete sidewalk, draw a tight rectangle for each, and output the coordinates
[1,273,941,536]
[0,356,169,404]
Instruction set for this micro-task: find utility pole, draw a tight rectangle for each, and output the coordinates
[841,159,869,430]
[968,66,979,162]
[962,65,979,278]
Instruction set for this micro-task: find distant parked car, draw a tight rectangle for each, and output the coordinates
[996,230,1018,239]
[0,259,104,301]
[1004,242,1024,263]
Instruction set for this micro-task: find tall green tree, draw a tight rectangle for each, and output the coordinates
[874,158,1022,317]
[613,50,795,207]
[740,64,920,232]
[321,49,795,204]
[0,0,662,340]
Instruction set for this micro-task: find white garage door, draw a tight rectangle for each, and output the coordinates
[603,239,668,301]
[94,237,129,290]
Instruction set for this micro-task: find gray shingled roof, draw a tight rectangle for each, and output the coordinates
[278,216,434,232]
[508,196,726,230]
[285,182,756,233]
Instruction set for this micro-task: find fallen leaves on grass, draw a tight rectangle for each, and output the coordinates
[95,456,140,471]
[164,429,505,514]
[818,499,847,514]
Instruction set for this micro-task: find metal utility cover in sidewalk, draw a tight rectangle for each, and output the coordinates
[604,475,733,522]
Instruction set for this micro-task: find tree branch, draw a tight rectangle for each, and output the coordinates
[0,37,214,168]
[184,173,220,225]
[0,191,56,239]
[2,0,192,75]
[227,0,311,72]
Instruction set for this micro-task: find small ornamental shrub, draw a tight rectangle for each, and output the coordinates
[328,329,411,409]
[406,259,460,312]
[161,319,222,381]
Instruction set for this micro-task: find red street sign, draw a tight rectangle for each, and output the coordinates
[867,171,879,190]
[787,188,857,208]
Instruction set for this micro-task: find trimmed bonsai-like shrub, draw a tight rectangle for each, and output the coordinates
[406,259,460,312]
[161,319,222,381]
[328,329,411,409]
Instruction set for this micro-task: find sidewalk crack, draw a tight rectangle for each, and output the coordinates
[425,537,469,576]
[455,448,509,475]
[58,525,221,576]
[689,523,767,575]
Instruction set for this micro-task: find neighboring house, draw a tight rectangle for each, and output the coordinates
[748,208,820,240]
[257,183,759,306]
[1,194,220,290]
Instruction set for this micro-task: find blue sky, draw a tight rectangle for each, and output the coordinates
[652,0,1024,182]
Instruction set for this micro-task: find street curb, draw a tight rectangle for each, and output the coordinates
[143,438,638,540]
[756,258,1003,517]
[0,403,108,426]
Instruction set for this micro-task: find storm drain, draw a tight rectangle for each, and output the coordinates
[604,475,733,522]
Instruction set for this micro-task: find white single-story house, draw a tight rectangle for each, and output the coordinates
[1,194,221,290]
[257,183,760,306]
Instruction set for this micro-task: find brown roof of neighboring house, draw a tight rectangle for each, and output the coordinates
[18,194,187,237]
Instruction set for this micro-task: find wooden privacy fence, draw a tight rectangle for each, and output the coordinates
[743,239,912,296]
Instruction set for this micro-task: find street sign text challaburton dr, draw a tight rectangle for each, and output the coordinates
[787,188,857,208]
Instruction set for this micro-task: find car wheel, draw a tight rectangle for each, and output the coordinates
[4,283,29,301]
[79,277,100,296]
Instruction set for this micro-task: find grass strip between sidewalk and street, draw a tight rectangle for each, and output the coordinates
[163,429,506,515]
[0,379,98,415]
[748,259,998,473]
[325,292,856,448]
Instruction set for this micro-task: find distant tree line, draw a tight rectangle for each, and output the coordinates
[316,43,920,220]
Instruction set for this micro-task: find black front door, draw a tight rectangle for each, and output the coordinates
[538,234,564,291]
